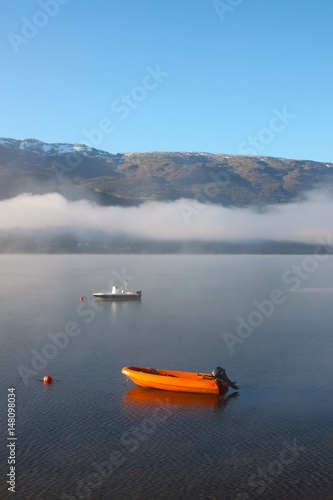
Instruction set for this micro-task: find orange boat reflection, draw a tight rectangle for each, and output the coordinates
[122,385,235,408]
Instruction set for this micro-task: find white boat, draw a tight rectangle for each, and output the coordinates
[93,285,142,301]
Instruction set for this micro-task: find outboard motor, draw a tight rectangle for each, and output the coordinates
[212,366,239,394]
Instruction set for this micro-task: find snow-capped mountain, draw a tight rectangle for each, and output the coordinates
[0,136,332,207]
[0,137,111,158]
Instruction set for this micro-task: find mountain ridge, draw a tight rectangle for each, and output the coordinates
[1,137,332,207]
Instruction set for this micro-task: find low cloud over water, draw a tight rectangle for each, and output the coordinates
[0,190,332,244]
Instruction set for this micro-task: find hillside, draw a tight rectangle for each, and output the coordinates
[0,138,332,207]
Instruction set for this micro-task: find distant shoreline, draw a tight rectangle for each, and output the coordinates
[0,237,332,256]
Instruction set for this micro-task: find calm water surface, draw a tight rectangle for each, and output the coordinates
[0,254,332,500]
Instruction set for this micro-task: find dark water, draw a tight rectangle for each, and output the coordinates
[0,254,332,500]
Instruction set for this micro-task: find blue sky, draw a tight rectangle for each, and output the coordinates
[0,0,332,162]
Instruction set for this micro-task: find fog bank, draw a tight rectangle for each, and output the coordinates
[0,190,332,244]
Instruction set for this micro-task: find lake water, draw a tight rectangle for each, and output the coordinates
[0,254,332,500]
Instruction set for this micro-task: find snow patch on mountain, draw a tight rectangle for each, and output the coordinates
[0,137,111,158]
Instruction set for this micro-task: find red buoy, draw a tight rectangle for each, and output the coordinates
[80,297,84,301]
[43,375,52,384]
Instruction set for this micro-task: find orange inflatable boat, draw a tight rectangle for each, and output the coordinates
[121,366,238,395]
